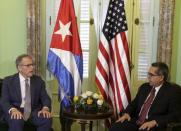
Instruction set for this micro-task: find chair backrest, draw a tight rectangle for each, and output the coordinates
[0,79,2,96]
[0,79,3,120]
[171,83,181,121]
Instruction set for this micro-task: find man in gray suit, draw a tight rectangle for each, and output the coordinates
[0,54,52,131]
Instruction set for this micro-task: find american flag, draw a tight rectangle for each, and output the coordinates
[95,0,131,117]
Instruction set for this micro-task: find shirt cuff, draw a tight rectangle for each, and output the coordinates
[8,107,17,114]
[42,106,49,111]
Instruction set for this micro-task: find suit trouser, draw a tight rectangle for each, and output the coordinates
[109,119,158,131]
[4,110,52,131]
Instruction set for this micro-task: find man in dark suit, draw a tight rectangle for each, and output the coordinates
[0,54,52,131]
[109,62,179,131]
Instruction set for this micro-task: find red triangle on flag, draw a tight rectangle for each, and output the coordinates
[50,0,82,56]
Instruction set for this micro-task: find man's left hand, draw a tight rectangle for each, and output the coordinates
[38,107,51,118]
[139,120,157,130]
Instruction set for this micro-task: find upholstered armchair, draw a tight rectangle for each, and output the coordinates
[0,79,39,131]
[166,83,181,131]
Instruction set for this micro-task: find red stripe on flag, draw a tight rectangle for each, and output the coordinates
[120,32,131,68]
[108,71,119,116]
[99,42,110,64]
[95,76,113,108]
[95,76,108,100]
[109,42,124,113]
[115,36,131,103]
[96,59,109,86]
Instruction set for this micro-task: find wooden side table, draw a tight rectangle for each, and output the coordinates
[63,107,113,131]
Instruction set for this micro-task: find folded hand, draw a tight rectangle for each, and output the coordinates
[116,113,131,123]
[38,107,51,118]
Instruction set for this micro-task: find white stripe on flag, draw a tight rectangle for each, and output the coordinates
[95,66,109,97]
[112,39,123,113]
[101,34,110,50]
[98,50,109,73]
[116,34,131,89]
[50,48,82,96]
[108,53,117,113]
[113,35,129,109]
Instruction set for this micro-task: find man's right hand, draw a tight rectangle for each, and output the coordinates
[10,108,23,119]
[116,113,131,123]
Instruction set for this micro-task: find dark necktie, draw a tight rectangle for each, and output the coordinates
[137,87,156,125]
[24,79,31,120]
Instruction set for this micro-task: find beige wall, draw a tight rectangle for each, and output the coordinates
[0,0,26,78]
[171,0,181,85]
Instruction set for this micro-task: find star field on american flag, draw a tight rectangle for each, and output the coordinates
[103,0,128,41]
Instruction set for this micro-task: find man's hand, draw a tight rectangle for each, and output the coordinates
[116,113,131,123]
[38,107,51,118]
[10,108,23,119]
[139,120,157,130]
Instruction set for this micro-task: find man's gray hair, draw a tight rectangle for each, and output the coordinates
[151,62,169,81]
[15,54,32,68]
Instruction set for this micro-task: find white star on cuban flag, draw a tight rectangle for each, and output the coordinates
[54,21,72,42]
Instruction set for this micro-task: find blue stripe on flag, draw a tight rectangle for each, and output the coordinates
[74,55,83,80]
[47,50,74,107]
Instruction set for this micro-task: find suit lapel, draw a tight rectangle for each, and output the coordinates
[138,85,152,112]
[149,83,166,111]
[30,76,35,106]
[141,86,152,104]
[14,74,22,102]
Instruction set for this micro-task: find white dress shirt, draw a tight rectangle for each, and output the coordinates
[8,74,30,113]
[19,73,30,108]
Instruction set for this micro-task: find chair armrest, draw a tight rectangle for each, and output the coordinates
[167,122,181,131]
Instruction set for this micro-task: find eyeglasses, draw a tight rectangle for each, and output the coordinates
[20,64,35,67]
[147,72,160,77]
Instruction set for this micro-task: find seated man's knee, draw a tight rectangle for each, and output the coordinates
[109,122,122,131]
[43,117,52,125]
[34,116,52,127]
[8,118,24,127]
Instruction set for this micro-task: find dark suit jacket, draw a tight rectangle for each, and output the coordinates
[123,82,179,128]
[0,73,51,115]
[0,78,3,120]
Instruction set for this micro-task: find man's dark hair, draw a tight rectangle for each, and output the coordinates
[151,62,169,81]
[15,54,32,68]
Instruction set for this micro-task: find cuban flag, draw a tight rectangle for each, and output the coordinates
[47,0,83,107]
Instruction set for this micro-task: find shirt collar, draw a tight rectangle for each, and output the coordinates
[154,84,162,92]
[19,73,30,82]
